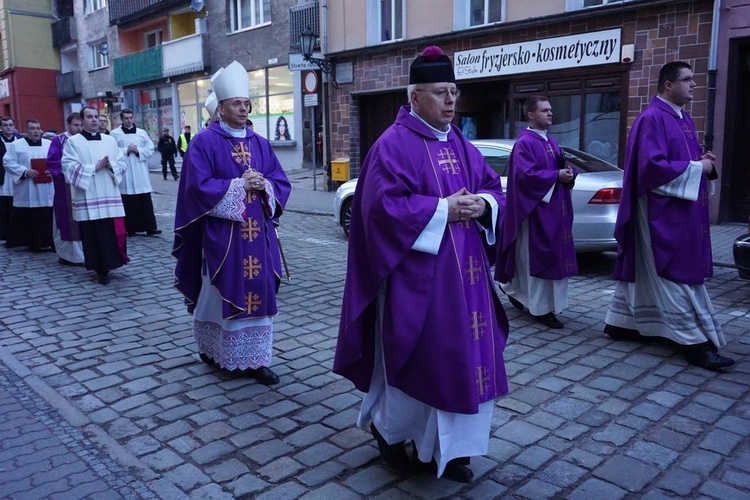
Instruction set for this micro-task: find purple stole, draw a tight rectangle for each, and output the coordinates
[47,133,80,241]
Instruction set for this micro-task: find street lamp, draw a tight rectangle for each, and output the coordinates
[300,26,334,75]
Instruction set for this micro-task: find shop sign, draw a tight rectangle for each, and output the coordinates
[454,28,621,80]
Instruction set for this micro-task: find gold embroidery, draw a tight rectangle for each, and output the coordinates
[469,311,486,340]
[243,256,262,279]
[241,218,260,242]
[438,147,461,175]
[231,142,252,168]
[245,292,261,313]
[476,366,490,396]
[465,255,482,285]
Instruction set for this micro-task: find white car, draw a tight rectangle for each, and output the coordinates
[334,139,624,253]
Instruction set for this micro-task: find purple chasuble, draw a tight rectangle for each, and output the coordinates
[47,133,80,241]
[173,122,291,319]
[496,129,577,282]
[613,96,712,285]
[334,106,509,415]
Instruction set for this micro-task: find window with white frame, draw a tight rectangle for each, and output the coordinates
[84,0,107,14]
[379,0,403,42]
[144,29,163,48]
[566,0,632,10]
[89,42,109,70]
[228,0,271,32]
[469,0,503,27]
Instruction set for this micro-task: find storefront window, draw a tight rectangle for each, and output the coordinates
[584,92,620,165]
[548,94,581,149]
[248,66,294,140]
[178,79,210,131]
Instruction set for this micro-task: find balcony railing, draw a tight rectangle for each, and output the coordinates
[52,16,76,48]
[113,46,163,87]
[56,71,81,99]
[162,33,209,77]
[109,0,187,25]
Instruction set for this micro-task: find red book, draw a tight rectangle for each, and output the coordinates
[31,158,51,184]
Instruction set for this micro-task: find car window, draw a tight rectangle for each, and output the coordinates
[561,147,621,173]
[477,147,511,176]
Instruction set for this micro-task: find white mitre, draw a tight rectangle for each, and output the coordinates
[205,92,217,118]
[210,60,249,102]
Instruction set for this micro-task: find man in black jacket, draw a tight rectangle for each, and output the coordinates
[157,128,179,180]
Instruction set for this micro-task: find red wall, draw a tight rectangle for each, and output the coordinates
[0,67,64,133]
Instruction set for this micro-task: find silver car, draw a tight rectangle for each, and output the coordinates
[333,138,623,252]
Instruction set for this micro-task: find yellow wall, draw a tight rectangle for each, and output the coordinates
[6,1,59,70]
[170,12,199,40]
[507,0,566,22]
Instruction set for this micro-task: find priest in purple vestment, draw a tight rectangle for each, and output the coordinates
[334,46,509,483]
[496,96,577,329]
[604,61,734,371]
[173,60,291,386]
[48,112,84,266]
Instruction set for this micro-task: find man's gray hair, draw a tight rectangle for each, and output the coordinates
[407,84,421,104]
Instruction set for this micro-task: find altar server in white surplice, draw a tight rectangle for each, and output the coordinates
[3,119,53,251]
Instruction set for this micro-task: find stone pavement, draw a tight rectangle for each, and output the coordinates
[0,169,748,499]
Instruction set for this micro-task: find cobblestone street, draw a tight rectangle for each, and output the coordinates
[1,170,749,499]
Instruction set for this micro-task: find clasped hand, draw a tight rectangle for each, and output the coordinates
[242,170,265,192]
[558,167,574,183]
[447,188,485,223]
[700,151,716,174]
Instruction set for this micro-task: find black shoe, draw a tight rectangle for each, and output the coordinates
[59,257,75,266]
[146,229,162,236]
[96,272,110,285]
[371,424,413,475]
[533,312,564,329]
[442,459,474,483]
[245,366,279,385]
[163,177,168,181]
[127,232,136,237]
[684,345,735,371]
[604,323,645,342]
[199,353,216,366]
[508,296,524,311]
[412,453,473,483]
[174,175,179,181]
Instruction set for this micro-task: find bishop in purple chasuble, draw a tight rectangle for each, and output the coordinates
[334,106,509,415]
[495,129,577,283]
[613,96,712,286]
[172,122,291,321]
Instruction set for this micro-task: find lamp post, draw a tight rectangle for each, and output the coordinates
[300,26,336,190]
[299,27,335,76]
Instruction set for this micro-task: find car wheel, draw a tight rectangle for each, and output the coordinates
[342,199,352,237]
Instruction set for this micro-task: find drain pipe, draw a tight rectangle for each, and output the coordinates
[321,0,334,191]
[704,0,720,152]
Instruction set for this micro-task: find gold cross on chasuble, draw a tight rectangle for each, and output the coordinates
[231,142,252,168]
[438,147,461,175]
[465,255,482,285]
[476,366,490,396]
[243,256,261,279]
[469,311,486,340]
[545,143,556,157]
[245,292,261,313]
[241,218,260,242]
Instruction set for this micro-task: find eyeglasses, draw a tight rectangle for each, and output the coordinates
[672,76,695,83]
[416,88,461,100]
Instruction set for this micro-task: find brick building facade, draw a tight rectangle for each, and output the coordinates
[326,1,717,209]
